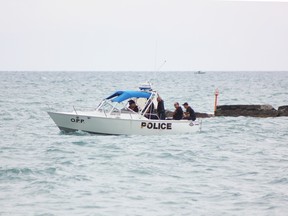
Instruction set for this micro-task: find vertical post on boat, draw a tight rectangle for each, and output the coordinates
[73,106,78,115]
[214,88,219,114]
[154,40,158,71]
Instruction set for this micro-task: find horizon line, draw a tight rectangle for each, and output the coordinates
[1,70,288,73]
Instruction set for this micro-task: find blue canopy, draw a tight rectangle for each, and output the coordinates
[106,91,152,103]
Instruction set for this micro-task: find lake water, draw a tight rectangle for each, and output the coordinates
[0,71,288,215]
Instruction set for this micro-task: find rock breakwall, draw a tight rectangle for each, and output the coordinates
[215,105,288,117]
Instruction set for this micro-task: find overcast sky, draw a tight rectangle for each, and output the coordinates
[0,0,287,71]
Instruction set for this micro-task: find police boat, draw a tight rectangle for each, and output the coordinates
[48,84,201,135]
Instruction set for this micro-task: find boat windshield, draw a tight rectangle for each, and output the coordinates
[97,90,159,118]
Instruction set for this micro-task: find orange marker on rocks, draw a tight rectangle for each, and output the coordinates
[214,88,219,113]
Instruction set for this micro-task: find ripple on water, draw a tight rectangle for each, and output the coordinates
[0,167,33,177]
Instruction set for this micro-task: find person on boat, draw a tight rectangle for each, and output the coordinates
[128,100,139,112]
[173,102,183,120]
[157,96,165,120]
[183,102,196,121]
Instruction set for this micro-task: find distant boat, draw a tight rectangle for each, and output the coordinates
[194,71,206,74]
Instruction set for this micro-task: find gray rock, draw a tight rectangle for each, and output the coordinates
[196,112,213,118]
[215,105,278,117]
[165,110,174,118]
[165,110,213,118]
[278,105,288,116]
[260,105,275,110]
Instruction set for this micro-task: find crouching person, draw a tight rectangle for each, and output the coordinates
[173,102,183,120]
[183,102,196,121]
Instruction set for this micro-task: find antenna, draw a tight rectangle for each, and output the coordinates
[157,60,166,71]
[154,40,158,71]
[153,40,166,71]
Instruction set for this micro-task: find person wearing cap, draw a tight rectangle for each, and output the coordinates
[183,102,196,121]
[128,100,139,112]
[173,102,183,120]
[157,96,165,120]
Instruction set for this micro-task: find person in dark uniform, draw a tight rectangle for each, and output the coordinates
[157,96,166,120]
[173,102,183,120]
[128,100,139,112]
[183,102,196,121]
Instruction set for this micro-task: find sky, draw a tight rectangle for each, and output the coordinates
[0,0,288,71]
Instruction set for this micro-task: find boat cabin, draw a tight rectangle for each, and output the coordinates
[96,89,160,120]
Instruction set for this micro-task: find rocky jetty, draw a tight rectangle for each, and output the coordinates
[215,105,285,117]
[196,112,214,118]
[164,105,288,119]
[278,106,288,116]
[165,110,213,118]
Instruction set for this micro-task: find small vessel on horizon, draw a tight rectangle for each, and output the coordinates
[194,71,206,74]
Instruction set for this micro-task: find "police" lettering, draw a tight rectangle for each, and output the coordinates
[71,117,84,123]
[141,122,172,130]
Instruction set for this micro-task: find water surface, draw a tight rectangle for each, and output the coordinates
[0,71,287,215]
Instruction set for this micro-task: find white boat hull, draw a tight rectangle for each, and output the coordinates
[48,111,201,135]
